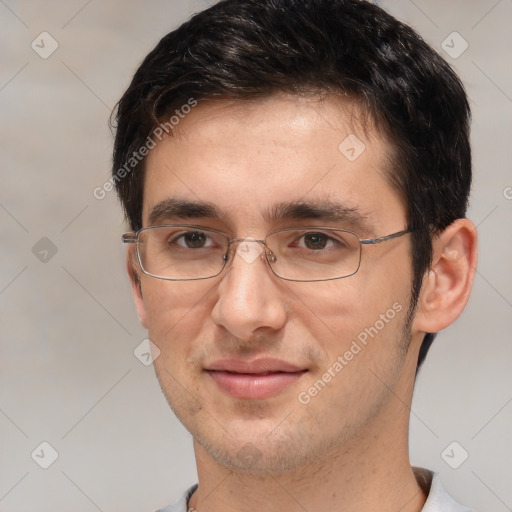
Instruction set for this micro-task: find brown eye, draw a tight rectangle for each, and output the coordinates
[181,231,207,248]
[302,233,330,250]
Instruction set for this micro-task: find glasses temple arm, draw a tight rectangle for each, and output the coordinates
[359,229,412,245]
[122,233,138,244]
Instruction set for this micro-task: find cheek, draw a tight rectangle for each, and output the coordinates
[142,280,214,350]
[293,280,411,425]
[292,276,407,343]
[290,266,412,392]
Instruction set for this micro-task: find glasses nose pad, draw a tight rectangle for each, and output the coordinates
[267,250,277,263]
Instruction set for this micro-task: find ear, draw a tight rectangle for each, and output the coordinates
[412,218,478,334]
[126,246,148,328]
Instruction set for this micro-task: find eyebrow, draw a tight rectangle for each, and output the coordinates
[148,198,222,225]
[147,197,371,231]
[265,201,369,228]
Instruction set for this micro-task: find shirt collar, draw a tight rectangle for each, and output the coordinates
[414,467,472,511]
[157,468,471,511]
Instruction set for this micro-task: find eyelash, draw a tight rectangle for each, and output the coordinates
[168,230,347,250]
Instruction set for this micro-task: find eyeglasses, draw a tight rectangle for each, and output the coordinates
[122,225,412,282]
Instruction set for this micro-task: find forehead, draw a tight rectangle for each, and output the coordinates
[142,94,405,233]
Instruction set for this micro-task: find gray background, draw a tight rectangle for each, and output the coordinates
[0,0,511,511]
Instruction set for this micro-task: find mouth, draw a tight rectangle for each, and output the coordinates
[205,358,308,399]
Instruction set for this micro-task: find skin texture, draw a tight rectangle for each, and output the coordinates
[127,94,477,512]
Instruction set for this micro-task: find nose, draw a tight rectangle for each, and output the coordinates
[211,239,287,341]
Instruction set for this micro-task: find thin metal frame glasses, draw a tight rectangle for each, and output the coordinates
[122,224,412,282]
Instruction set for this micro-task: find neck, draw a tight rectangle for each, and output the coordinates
[189,411,425,511]
[190,451,425,512]
[188,350,426,512]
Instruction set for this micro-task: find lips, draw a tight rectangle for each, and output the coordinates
[205,358,308,399]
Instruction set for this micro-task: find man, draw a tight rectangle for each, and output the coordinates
[112,0,477,510]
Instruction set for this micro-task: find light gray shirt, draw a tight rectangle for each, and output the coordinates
[155,468,471,512]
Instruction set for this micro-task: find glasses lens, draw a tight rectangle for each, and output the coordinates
[266,228,361,281]
[138,226,228,280]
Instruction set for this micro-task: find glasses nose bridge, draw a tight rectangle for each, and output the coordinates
[225,237,276,263]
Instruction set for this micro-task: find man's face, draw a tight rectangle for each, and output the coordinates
[133,94,421,473]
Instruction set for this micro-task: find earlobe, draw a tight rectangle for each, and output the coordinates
[413,219,478,334]
[126,248,148,328]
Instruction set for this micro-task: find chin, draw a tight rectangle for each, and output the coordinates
[191,417,350,476]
